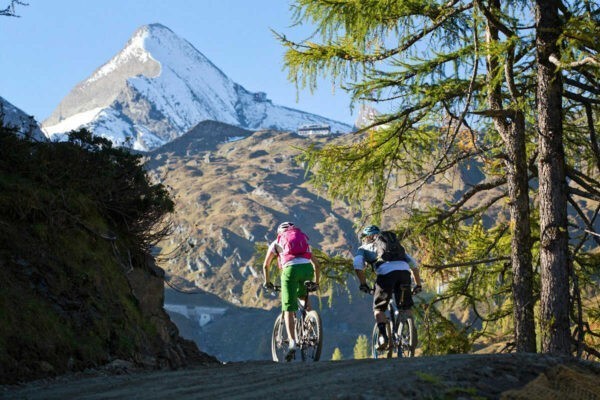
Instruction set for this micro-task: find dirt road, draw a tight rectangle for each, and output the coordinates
[2,353,599,399]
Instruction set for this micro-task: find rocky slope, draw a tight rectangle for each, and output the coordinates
[141,120,487,362]
[144,120,361,308]
[142,120,373,360]
[144,120,483,307]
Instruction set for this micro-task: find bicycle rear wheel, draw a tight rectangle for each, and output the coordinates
[397,316,417,357]
[271,313,289,362]
[371,321,393,359]
[300,310,322,361]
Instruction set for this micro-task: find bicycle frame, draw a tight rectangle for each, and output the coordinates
[389,296,416,357]
[372,284,417,359]
[270,282,323,362]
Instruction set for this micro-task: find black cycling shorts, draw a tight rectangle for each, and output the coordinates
[373,270,413,312]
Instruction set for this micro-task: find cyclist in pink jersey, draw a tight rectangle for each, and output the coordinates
[263,222,320,361]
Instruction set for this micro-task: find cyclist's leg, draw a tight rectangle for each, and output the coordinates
[374,272,394,320]
[281,266,299,346]
[394,270,417,355]
[295,263,314,310]
[393,270,414,314]
[373,273,394,347]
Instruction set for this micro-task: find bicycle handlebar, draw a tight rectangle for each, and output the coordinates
[363,283,422,296]
[271,284,282,292]
[265,281,319,294]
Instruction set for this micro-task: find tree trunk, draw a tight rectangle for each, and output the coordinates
[485,0,536,352]
[535,0,571,355]
[505,114,537,352]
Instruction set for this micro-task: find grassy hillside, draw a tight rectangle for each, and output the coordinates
[0,126,215,384]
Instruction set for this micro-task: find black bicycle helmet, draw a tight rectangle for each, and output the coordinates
[361,225,380,237]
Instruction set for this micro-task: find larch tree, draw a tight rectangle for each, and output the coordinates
[279,0,537,353]
[331,347,344,360]
[278,0,599,355]
[535,0,570,355]
[353,334,370,359]
[534,0,600,354]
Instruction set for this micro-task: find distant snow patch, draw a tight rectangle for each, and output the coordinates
[241,225,254,241]
[43,107,104,136]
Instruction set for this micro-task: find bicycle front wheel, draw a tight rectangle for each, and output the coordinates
[271,313,289,362]
[300,310,322,362]
[397,316,417,357]
[371,321,393,359]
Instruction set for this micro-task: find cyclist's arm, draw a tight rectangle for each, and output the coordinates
[406,254,423,287]
[411,267,422,287]
[262,246,277,285]
[310,257,320,285]
[353,252,368,286]
[355,269,367,286]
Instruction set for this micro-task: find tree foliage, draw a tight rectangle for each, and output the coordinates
[353,334,369,359]
[331,347,344,360]
[0,126,174,258]
[279,0,600,357]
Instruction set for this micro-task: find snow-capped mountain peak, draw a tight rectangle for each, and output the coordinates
[42,24,352,151]
[87,25,158,84]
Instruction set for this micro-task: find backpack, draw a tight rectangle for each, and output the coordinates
[276,227,311,265]
[374,231,407,265]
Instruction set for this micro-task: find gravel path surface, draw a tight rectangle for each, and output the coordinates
[2,353,599,399]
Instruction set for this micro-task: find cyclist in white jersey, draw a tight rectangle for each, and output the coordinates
[353,225,422,350]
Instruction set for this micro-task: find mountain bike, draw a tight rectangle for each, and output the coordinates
[371,284,418,359]
[270,281,323,362]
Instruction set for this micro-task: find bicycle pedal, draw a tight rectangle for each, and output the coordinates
[376,334,390,351]
[285,349,296,362]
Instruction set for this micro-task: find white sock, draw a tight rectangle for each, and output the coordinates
[289,339,296,350]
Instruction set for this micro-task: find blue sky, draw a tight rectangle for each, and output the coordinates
[0,0,355,125]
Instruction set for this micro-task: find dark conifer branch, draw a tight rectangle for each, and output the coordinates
[567,198,600,246]
[567,167,600,200]
[476,0,516,37]
[422,257,511,271]
[424,177,507,227]
[583,103,600,173]
[375,147,491,217]
[0,0,27,17]
[504,39,520,101]
[564,91,600,105]
[563,77,600,95]
[577,70,600,91]
[568,187,600,202]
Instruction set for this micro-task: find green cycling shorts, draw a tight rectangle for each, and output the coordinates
[281,263,314,312]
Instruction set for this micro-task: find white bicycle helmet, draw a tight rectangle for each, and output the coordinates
[277,221,295,234]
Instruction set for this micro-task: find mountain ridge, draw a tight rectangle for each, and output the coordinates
[0,96,46,141]
[42,23,353,150]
